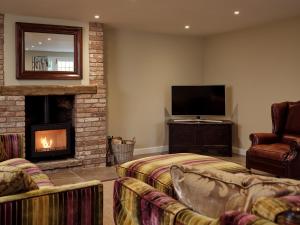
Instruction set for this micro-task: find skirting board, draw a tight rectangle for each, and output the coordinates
[134,145,246,156]
[232,146,247,156]
[134,146,168,156]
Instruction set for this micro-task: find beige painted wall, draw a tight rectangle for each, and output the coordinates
[203,17,300,150]
[4,14,89,85]
[105,29,203,148]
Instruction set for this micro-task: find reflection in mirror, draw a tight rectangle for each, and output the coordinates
[24,32,74,72]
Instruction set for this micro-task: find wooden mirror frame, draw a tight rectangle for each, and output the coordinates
[16,22,83,80]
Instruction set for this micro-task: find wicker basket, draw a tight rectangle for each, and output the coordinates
[111,138,135,164]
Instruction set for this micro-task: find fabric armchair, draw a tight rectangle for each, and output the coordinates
[0,180,103,225]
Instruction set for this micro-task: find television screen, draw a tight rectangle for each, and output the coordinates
[172,85,225,116]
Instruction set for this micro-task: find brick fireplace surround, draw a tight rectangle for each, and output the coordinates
[0,14,107,169]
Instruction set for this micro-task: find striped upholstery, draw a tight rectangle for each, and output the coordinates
[0,180,103,225]
[114,177,187,225]
[218,211,277,225]
[0,134,23,161]
[114,177,276,225]
[175,209,218,225]
[0,158,54,188]
[117,153,248,196]
[252,195,300,222]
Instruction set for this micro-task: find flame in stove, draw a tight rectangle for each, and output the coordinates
[40,137,53,148]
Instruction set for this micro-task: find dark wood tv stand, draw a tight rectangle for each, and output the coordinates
[167,119,232,156]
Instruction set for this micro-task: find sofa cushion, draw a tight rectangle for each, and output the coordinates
[116,153,249,197]
[285,102,300,134]
[170,165,300,218]
[0,158,54,188]
[0,165,38,196]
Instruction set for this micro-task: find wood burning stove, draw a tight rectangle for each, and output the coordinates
[29,123,73,161]
[25,95,75,161]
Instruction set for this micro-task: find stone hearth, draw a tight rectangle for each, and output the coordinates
[0,14,106,169]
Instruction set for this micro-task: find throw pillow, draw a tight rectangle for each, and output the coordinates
[285,102,300,134]
[170,165,300,218]
[0,165,38,196]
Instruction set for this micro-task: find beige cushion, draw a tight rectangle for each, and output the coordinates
[0,165,38,196]
[170,165,300,218]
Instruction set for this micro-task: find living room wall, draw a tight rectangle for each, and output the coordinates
[105,29,203,152]
[203,16,300,152]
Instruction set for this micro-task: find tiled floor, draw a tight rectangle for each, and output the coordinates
[45,153,250,225]
[46,166,118,185]
[46,153,157,185]
[46,153,250,185]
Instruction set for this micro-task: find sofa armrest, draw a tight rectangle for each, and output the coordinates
[114,177,213,225]
[250,133,279,145]
[175,209,217,225]
[251,195,300,223]
[0,180,103,225]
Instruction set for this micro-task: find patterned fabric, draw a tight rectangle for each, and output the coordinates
[219,211,277,225]
[0,158,54,188]
[0,165,38,196]
[0,180,103,225]
[113,177,276,225]
[252,195,300,222]
[171,165,300,218]
[117,153,248,197]
[175,209,218,225]
[114,177,187,225]
[175,210,277,225]
[0,134,23,161]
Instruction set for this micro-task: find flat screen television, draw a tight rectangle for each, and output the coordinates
[172,85,225,116]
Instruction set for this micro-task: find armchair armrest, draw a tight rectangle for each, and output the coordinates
[290,138,300,151]
[0,180,103,225]
[250,133,279,145]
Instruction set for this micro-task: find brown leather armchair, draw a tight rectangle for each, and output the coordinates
[246,101,300,178]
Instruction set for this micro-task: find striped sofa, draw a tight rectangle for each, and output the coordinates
[114,153,298,225]
[0,158,103,225]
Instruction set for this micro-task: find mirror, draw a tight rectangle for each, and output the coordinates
[16,23,82,80]
[25,33,74,72]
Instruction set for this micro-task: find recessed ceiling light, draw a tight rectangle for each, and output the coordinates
[31,45,35,48]
[38,41,42,45]
[47,37,52,41]
[94,15,100,19]
[184,25,190,29]
[234,10,240,15]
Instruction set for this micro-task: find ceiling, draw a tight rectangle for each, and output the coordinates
[1,0,300,36]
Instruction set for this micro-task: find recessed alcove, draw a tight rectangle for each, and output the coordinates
[25,95,75,161]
